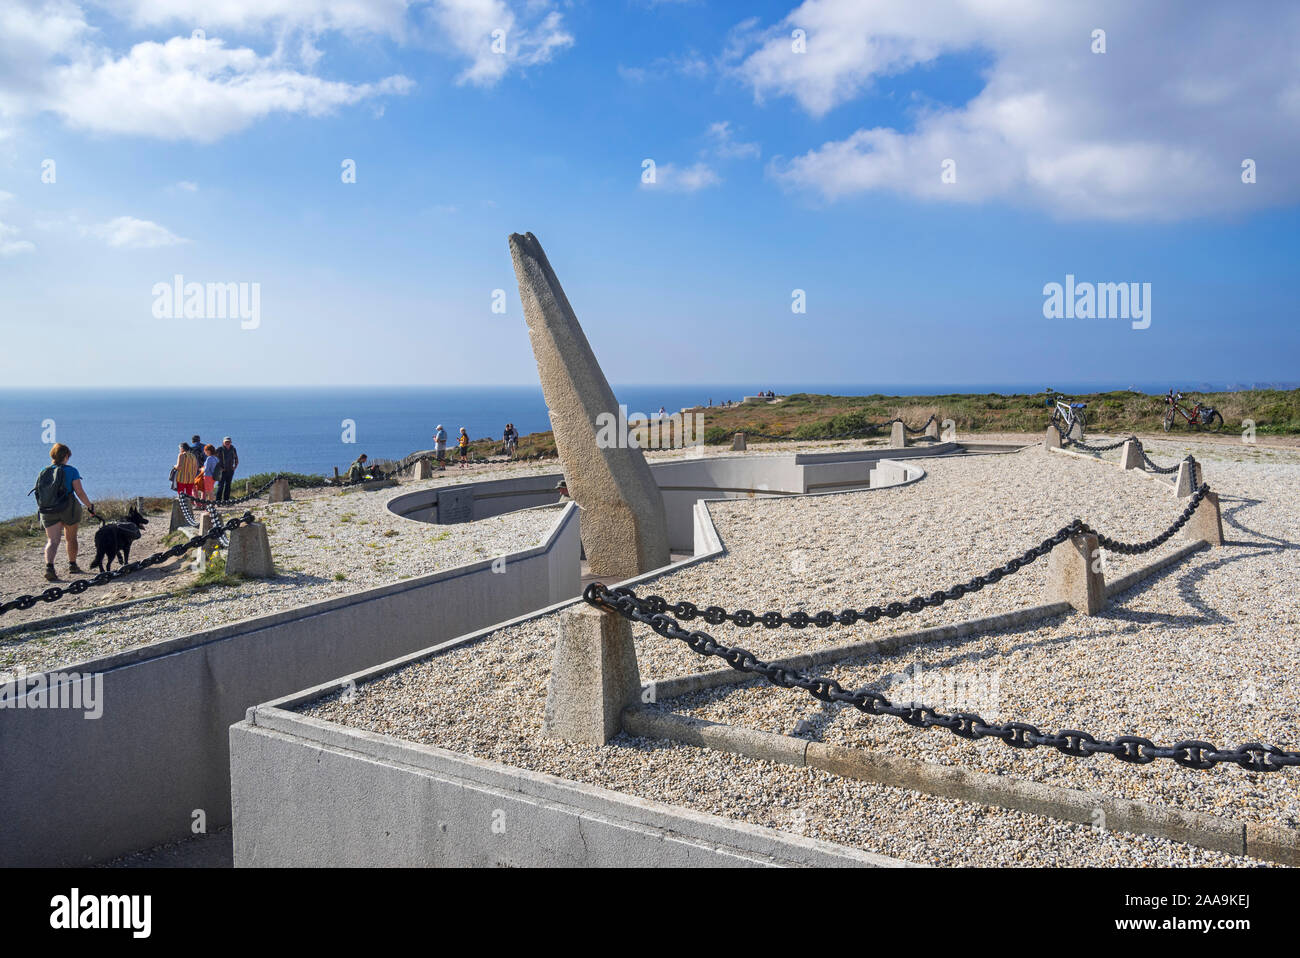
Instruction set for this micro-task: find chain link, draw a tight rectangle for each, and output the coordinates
[601,486,1209,631]
[1,512,257,616]
[584,548,1296,774]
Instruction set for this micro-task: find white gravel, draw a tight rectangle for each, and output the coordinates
[0,467,565,675]
[306,436,1296,866]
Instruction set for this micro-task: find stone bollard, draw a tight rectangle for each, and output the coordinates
[1174,457,1200,498]
[889,421,906,448]
[416,458,433,480]
[1120,439,1143,470]
[225,520,275,577]
[1045,425,1062,449]
[1045,532,1105,615]
[1185,490,1224,546]
[269,478,292,503]
[541,603,642,745]
[732,432,746,452]
[169,499,185,532]
[194,512,217,571]
[924,418,939,439]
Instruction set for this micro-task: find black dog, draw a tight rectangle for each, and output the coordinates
[90,507,150,572]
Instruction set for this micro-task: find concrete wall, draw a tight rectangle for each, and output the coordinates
[230,688,905,868]
[0,504,580,867]
[387,448,938,553]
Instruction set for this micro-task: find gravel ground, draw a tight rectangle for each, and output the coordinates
[0,467,565,674]
[306,436,1294,866]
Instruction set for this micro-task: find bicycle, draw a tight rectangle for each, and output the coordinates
[1163,390,1223,432]
[1045,389,1087,439]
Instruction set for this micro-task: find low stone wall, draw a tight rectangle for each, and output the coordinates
[230,680,907,868]
[0,504,580,867]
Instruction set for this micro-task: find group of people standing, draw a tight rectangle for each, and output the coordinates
[432,425,472,469]
[173,435,239,502]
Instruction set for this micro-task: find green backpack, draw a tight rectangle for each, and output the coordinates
[31,465,71,514]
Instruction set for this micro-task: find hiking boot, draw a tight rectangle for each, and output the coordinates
[44,564,58,582]
[68,562,84,575]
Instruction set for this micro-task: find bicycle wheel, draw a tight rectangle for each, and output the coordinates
[1209,411,1224,432]
[1163,409,1174,432]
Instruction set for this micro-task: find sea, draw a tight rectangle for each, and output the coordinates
[0,381,1288,520]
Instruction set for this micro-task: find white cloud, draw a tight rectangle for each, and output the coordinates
[117,0,415,37]
[732,0,1300,219]
[175,181,199,192]
[0,221,35,256]
[85,216,188,249]
[0,2,415,142]
[642,162,721,193]
[706,121,760,160]
[45,34,413,142]
[427,0,574,87]
[0,190,14,202]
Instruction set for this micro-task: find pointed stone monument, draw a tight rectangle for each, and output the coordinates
[509,232,670,578]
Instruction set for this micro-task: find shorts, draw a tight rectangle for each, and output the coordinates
[178,481,195,497]
[458,445,469,456]
[41,499,83,529]
[202,476,216,494]
[436,446,446,460]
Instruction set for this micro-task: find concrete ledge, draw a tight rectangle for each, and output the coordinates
[802,742,1251,859]
[623,706,809,767]
[621,709,1294,864]
[230,706,909,867]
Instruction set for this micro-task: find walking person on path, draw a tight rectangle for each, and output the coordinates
[31,443,96,582]
[216,437,239,501]
[174,442,199,500]
[503,423,518,458]
[434,425,448,471]
[457,427,470,468]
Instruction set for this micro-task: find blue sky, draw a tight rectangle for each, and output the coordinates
[0,0,1297,388]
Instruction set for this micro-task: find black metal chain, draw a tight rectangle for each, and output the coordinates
[599,486,1210,630]
[1051,423,1191,475]
[0,512,257,616]
[587,582,1297,773]
[1068,433,1134,452]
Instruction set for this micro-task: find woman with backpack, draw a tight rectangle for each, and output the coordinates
[34,443,95,582]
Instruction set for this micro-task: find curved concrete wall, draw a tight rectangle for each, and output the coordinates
[388,447,939,553]
[0,504,581,867]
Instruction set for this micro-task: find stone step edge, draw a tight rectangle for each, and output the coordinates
[622,706,1297,866]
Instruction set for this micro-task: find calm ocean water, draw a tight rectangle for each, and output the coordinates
[0,381,1268,520]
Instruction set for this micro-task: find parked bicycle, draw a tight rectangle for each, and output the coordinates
[1045,388,1087,438]
[1163,390,1223,432]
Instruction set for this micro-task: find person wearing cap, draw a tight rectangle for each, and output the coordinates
[433,425,448,470]
[216,436,239,502]
[457,427,470,468]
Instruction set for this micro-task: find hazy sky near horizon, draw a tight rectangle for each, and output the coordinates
[0,0,1297,388]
